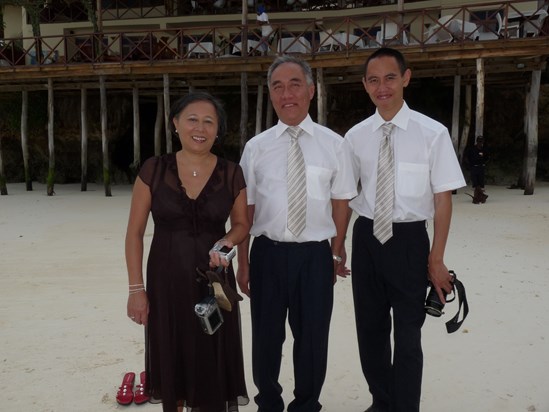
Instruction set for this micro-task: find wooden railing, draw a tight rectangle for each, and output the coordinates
[37,0,401,22]
[2,0,547,68]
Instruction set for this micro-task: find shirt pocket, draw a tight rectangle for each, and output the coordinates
[307,166,332,200]
[396,162,430,198]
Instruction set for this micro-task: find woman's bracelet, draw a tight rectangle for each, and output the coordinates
[129,283,145,293]
[129,288,146,295]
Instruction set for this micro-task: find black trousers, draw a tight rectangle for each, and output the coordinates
[249,235,333,412]
[470,165,485,188]
[351,217,429,412]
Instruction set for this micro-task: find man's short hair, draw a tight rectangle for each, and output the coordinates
[364,47,408,75]
[267,55,314,87]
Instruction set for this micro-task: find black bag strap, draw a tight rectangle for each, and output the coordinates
[445,270,469,334]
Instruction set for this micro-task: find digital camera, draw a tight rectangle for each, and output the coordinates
[424,270,469,334]
[194,295,224,335]
[218,246,236,262]
[424,273,456,317]
[424,287,448,317]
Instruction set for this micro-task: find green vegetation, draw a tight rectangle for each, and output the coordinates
[0,92,47,137]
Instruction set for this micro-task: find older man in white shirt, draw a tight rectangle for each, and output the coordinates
[238,55,356,412]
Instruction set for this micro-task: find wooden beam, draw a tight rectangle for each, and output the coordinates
[451,75,461,153]
[255,76,264,136]
[240,71,248,155]
[266,92,273,130]
[47,78,55,196]
[154,93,163,156]
[132,86,141,170]
[100,75,112,197]
[0,131,7,195]
[317,67,327,126]
[0,54,545,93]
[0,37,546,89]
[81,87,88,191]
[21,90,32,191]
[475,58,485,139]
[458,85,472,163]
[163,73,172,153]
[524,70,541,195]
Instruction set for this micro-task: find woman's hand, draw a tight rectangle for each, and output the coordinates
[209,238,234,269]
[127,290,149,326]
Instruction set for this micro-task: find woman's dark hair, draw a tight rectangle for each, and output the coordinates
[364,47,408,76]
[169,91,227,142]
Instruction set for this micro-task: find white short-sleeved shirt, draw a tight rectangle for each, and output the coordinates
[345,102,466,222]
[257,12,274,38]
[240,115,357,242]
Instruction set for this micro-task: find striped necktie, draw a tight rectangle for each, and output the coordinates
[286,126,306,237]
[373,122,395,244]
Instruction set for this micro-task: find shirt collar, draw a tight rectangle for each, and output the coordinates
[274,114,314,139]
[372,102,410,133]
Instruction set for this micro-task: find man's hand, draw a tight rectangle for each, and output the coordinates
[336,247,350,278]
[236,264,250,298]
[428,260,454,304]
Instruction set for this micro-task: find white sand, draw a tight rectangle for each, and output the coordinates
[1,182,548,412]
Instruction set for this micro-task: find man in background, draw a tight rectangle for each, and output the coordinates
[256,5,274,54]
[466,136,489,203]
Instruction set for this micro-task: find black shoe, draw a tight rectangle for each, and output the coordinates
[364,406,387,412]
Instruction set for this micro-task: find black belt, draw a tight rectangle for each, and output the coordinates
[256,235,328,247]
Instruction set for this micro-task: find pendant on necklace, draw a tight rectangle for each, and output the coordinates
[192,170,198,177]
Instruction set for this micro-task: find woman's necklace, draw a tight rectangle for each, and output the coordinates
[176,151,212,179]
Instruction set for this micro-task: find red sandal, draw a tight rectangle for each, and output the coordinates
[116,372,135,405]
[134,371,150,405]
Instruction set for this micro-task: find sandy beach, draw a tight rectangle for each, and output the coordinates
[1,182,548,412]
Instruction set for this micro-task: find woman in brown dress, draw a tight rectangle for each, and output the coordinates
[125,92,250,412]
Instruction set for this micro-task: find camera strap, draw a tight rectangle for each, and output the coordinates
[445,271,469,334]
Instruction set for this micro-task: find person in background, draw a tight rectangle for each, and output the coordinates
[466,136,489,203]
[237,55,356,412]
[125,92,250,412]
[256,4,274,54]
[344,47,465,412]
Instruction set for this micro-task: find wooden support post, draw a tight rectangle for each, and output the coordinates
[100,75,111,197]
[451,75,461,153]
[458,85,472,163]
[317,68,327,126]
[21,90,32,191]
[240,71,248,156]
[518,84,529,189]
[132,86,141,171]
[154,94,163,156]
[0,133,7,195]
[163,74,172,153]
[266,96,273,129]
[47,78,55,196]
[239,0,249,155]
[255,77,264,135]
[524,70,540,195]
[81,87,88,191]
[475,58,484,139]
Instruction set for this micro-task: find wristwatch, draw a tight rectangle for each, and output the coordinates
[332,255,342,263]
